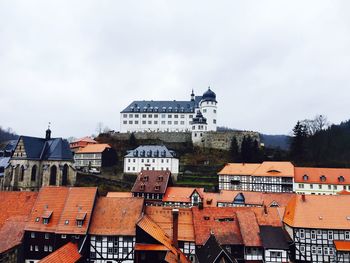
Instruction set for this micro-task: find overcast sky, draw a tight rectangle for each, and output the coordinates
[1,0,350,138]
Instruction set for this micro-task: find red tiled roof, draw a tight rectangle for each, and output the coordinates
[295,167,350,185]
[218,163,261,175]
[283,194,350,229]
[132,170,171,194]
[236,210,261,247]
[192,207,243,246]
[135,244,169,251]
[145,206,195,242]
[39,242,81,263]
[56,187,97,234]
[0,191,37,253]
[89,197,144,236]
[76,143,111,153]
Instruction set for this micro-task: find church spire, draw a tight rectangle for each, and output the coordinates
[191,89,195,101]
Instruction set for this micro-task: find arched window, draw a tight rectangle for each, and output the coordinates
[31,165,37,182]
[49,165,57,186]
[20,165,25,181]
[62,164,68,186]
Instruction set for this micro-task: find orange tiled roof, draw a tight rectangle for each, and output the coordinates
[334,240,350,252]
[89,197,144,236]
[295,167,350,185]
[0,191,37,253]
[56,187,97,234]
[236,210,261,247]
[136,215,189,263]
[76,143,111,153]
[163,187,205,203]
[145,206,195,242]
[218,163,261,175]
[192,207,243,245]
[283,194,350,229]
[72,137,97,144]
[135,244,169,251]
[252,162,294,177]
[39,242,81,263]
[106,192,133,198]
[25,187,70,232]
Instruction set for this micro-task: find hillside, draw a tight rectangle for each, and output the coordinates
[0,127,18,143]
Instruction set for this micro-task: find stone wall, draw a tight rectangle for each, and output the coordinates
[194,131,260,151]
[109,130,260,151]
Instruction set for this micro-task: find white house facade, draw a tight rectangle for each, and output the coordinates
[123,145,179,175]
[120,88,217,133]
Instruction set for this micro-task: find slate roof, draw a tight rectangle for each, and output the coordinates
[14,136,73,161]
[197,234,236,263]
[131,170,172,194]
[125,145,176,158]
[89,197,144,236]
[39,242,81,263]
[259,226,291,250]
[121,96,202,113]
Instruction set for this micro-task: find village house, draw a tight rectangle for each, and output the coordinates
[38,242,82,263]
[131,170,172,205]
[69,136,97,153]
[124,145,179,177]
[0,191,38,263]
[120,88,217,133]
[294,167,350,195]
[218,162,294,193]
[88,197,144,263]
[2,129,76,191]
[283,194,350,262]
[74,143,117,173]
[23,186,97,263]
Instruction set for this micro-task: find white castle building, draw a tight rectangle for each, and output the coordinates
[120,87,217,133]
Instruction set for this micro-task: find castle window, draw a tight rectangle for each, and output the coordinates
[31,165,37,182]
[20,165,25,181]
[123,114,127,118]
[214,109,216,113]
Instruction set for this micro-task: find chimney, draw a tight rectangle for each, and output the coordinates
[172,208,179,248]
[263,204,268,215]
[301,194,306,202]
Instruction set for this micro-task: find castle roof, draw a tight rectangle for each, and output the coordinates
[125,145,176,158]
[121,97,202,113]
[202,87,217,102]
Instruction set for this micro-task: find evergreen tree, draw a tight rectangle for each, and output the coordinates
[290,121,308,163]
[129,132,137,147]
[229,136,240,162]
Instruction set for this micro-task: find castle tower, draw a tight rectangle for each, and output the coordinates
[191,110,207,145]
[199,87,217,131]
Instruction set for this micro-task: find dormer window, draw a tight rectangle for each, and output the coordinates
[157,175,163,182]
[141,175,149,182]
[320,175,326,182]
[42,210,52,225]
[339,176,345,183]
[76,212,86,228]
[140,183,145,191]
[303,174,309,181]
[154,183,160,191]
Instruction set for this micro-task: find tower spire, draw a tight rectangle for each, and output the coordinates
[191,89,195,101]
[46,122,51,140]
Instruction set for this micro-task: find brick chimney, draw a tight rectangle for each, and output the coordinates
[172,208,179,248]
[301,194,306,202]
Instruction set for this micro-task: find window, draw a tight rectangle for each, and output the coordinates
[174,114,178,118]
[310,184,313,189]
[142,114,146,118]
[49,246,53,252]
[148,114,152,118]
[180,121,185,125]
[213,119,216,124]
[43,218,49,224]
[128,120,133,124]
[31,232,35,238]
[123,120,127,124]
[31,165,37,181]
[311,230,316,239]
[30,245,33,251]
[270,251,282,258]
[154,121,158,124]
[299,229,305,238]
[123,114,127,118]
[135,114,139,118]
[161,114,166,118]
[214,109,216,113]
[318,184,322,189]
[174,121,178,125]
[148,121,152,124]
[44,245,48,252]
[154,114,158,118]
[168,121,172,125]
[203,109,207,113]
[333,185,337,190]
[142,121,146,124]
[61,234,67,239]
[35,245,39,252]
[311,246,316,254]
[161,121,166,125]
[328,231,333,240]
[129,114,133,118]
[317,246,322,255]
[64,220,69,225]
[299,184,304,189]
[45,233,49,239]
[77,220,83,228]
[180,114,185,118]
[328,185,332,190]
[345,231,350,240]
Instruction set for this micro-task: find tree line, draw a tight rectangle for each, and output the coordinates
[0,126,18,143]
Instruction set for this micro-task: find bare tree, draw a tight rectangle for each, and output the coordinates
[301,114,330,136]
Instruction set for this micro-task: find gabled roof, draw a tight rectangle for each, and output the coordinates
[162,187,205,203]
[136,215,190,263]
[0,191,38,253]
[121,97,202,114]
[71,137,97,144]
[15,136,73,161]
[125,145,176,158]
[131,170,171,194]
[25,187,97,234]
[197,234,236,263]
[236,210,261,247]
[192,207,243,245]
[334,240,350,252]
[252,162,294,177]
[283,194,350,229]
[76,144,111,154]
[56,187,97,234]
[259,226,291,250]
[295,167,350,185]
[39,242,81,263]
[218,163,261,176]
[89,197,144,236]
[145,206,195,242]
